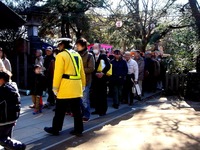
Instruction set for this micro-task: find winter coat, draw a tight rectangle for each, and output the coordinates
[30,73,46,96]
[134,57,145,81]
[2,58,12,72]
[126,58,139,81]
[0,82,20,125]
[79,50,95,86]
[110,58,128,85]
[144,58,155,77]
[35,56,44,70]
[94,54,111,75]
[44,54,55,79]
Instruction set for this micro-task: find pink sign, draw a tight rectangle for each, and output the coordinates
[88,44,113,51]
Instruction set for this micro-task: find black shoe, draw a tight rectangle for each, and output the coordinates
[138,96,142,101]
[43,104,50,109]
[44,127,59,136]
[91,111,98,115]
[99,113,106,116]
[69,130,83,137]
[82,117,90,122]
[50,103,55,106]
[112,104,119,109]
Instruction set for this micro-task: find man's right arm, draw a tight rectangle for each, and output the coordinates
[53,54,64,95]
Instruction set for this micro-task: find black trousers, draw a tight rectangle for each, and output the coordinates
[93,77,108,115]
[52,98,83,133]
[47,85,55,104]
[0,123,14,139]
[123,75,134,104]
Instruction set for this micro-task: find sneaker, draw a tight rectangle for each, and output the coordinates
[3,137,26,150]
[69,130,83,137]
[44,127,59,136]
[82,118,90,122]
[29,105,35,109]
[33,111,41,115]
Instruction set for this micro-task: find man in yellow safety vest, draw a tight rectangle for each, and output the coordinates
[44,38,86,136]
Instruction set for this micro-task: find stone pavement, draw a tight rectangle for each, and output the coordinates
[0,91,157,147]
[53,97,200,150]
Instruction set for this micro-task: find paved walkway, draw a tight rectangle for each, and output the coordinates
[7,91,160,146]
[52,97,200,150]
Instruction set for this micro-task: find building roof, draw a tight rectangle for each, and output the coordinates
[0,1,26,29]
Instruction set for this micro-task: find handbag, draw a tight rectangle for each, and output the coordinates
[97,59,112,76]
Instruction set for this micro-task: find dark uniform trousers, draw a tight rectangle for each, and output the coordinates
[52,98,83,133]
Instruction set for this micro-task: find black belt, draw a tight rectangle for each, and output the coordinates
[62,74,70,79]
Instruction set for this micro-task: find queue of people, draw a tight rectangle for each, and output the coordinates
[0,38,167,149]
[27,38,166,137]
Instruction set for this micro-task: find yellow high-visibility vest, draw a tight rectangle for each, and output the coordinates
[62,49,81,80]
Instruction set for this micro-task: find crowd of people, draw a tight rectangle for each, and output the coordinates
[0,37,168,149]
[30,40,166,113]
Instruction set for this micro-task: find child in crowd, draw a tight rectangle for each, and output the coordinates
[30,65,45,115]
[0,70,26,150]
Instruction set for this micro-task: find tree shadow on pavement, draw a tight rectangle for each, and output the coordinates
[47,110,143,150]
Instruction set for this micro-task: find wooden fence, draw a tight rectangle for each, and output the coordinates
[165,73,187,95]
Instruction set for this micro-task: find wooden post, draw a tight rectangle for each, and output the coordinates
[16,55,19,85]
[176,74,179,92]
[24,52,27,88]
[165,73,169,91]
[171,74,174,92]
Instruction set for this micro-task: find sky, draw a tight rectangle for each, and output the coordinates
[94,0,200,16]
[109,0,199,9]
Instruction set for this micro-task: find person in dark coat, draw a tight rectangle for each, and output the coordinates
[43,46,56,108]
[30,65,45,115]
[0,70,26,150]
[144,51,155,92]
[91,43,110,116]
[76,38,95,122]
[110,50,128,109]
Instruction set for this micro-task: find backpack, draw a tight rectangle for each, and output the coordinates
[0,82,21,123]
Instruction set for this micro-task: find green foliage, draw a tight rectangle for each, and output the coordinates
[164,27,198,73]
[38,0,106,39]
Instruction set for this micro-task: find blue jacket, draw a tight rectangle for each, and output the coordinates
[110,58,128,85]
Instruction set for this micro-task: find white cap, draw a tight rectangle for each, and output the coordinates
[145,51,152,55]
[46,46,53,51]
[56,38,72,44]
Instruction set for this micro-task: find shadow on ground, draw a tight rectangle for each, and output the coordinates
[48,96,200,150]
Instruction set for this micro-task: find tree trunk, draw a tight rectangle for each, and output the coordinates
[189,0,200,39]
[65,22,71,38]
[76,28,82,39]
[61,14,66,38]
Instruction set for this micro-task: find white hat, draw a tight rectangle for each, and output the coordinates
[56,38,72,45]
[145,51,152,55]
[46,46,53,51]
